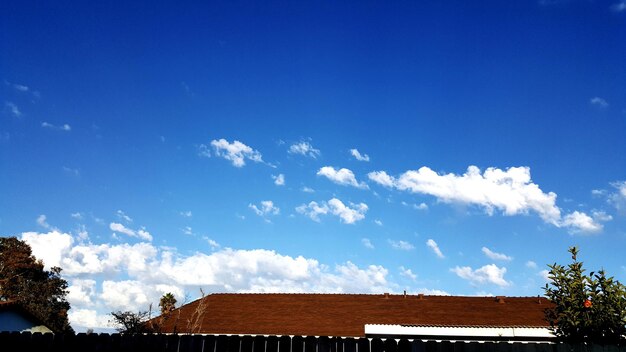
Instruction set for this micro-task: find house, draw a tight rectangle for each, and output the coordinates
[0,300,53,333]
[155,293,554,342]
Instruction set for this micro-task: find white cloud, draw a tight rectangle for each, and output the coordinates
[526,261,538,269]
[611,1,626,12]
[539,270,550,282]
[272,174,285,186]
[590,96,609,108]
[37,214,52,229]
[451,264,511,287]
[209,138,264,167]
[426,239,445,258]
[42,122,71,131]
[116,210,133,223]
[362,238,374,249]
[388,239,415,251]
[20,230,414,330]
[350,148,370,162]
[608,181,626,214]
[367,171,395,188]
[328,198,368,224]
[4,102,21,117]
[182,226,193,235]
[197,144,211,157]
[249,200,280,217]
[109,223,153,241]
[481,247,512,261]
[180,211,193,218]
[296,198,367,224]
[71,212,83,220]
[203,237,221,250]
[374,219,383,226]
[399,266,417,281]
[301,186,315,193]
[414,203,429,210]
[561,211,605,234]
[368,165,601,233]
[288,141,320,158]
[318,166,368,189]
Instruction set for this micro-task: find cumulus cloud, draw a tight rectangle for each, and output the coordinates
[42,122,71,131]
[426,239,444,258]
[388,240,415,251]
[481,247,512,261]
[350,148,370,162]
[272,174,285,186]
[288,141,320,158]
[399,266,417,281]
[296,198,368,224]
[561,211,607,234]
[368,165,602,233]
[451,264,511,287]
[208,139,264,167]
[249,200,280,218]
[526,261,538,269]
[318,166,368,189]
[109,223,153,241]
[21,230,401,330]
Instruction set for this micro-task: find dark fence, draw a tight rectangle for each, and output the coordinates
[1,332,624,352]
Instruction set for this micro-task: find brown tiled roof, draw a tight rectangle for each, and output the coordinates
[156,293,552,337]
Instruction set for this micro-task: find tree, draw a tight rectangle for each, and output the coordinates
[0,237,73,333]
[159,292,177,315]
[544,246,626,344]
[110,310,155,334]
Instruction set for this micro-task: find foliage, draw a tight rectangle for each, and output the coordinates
[544,246,626,344]
[0,237,73,333]
[159,292,177,315]
[110,309,156,334]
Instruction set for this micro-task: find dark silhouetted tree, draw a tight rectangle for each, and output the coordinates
[159,292,177,315]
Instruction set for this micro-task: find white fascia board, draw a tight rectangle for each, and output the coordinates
[364,324,553,339]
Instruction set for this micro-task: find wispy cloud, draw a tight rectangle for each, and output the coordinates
[205,138,264,167]
[350,148,370,162]
[42,122,71,131]
[109,223,152,241]
[451,264,510,287]
[296,198,368,224]
[4,102,22,117]
[526,261,538,269]
[482,247,513,261]
[426,239,445,258]
[610,1,626,12]
[116,210,133,223]
[388,239,415,251]
[317,166,368,189]
[179,211,193,218]
[288,141,320,158]
[362,238,374,249]
[590,96,609,108]
[368,165,603,234]
[301,186,315,193]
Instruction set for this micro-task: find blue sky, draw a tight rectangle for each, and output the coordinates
[1,1,625,331]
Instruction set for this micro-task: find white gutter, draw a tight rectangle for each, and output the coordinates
[365,324,554,341]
